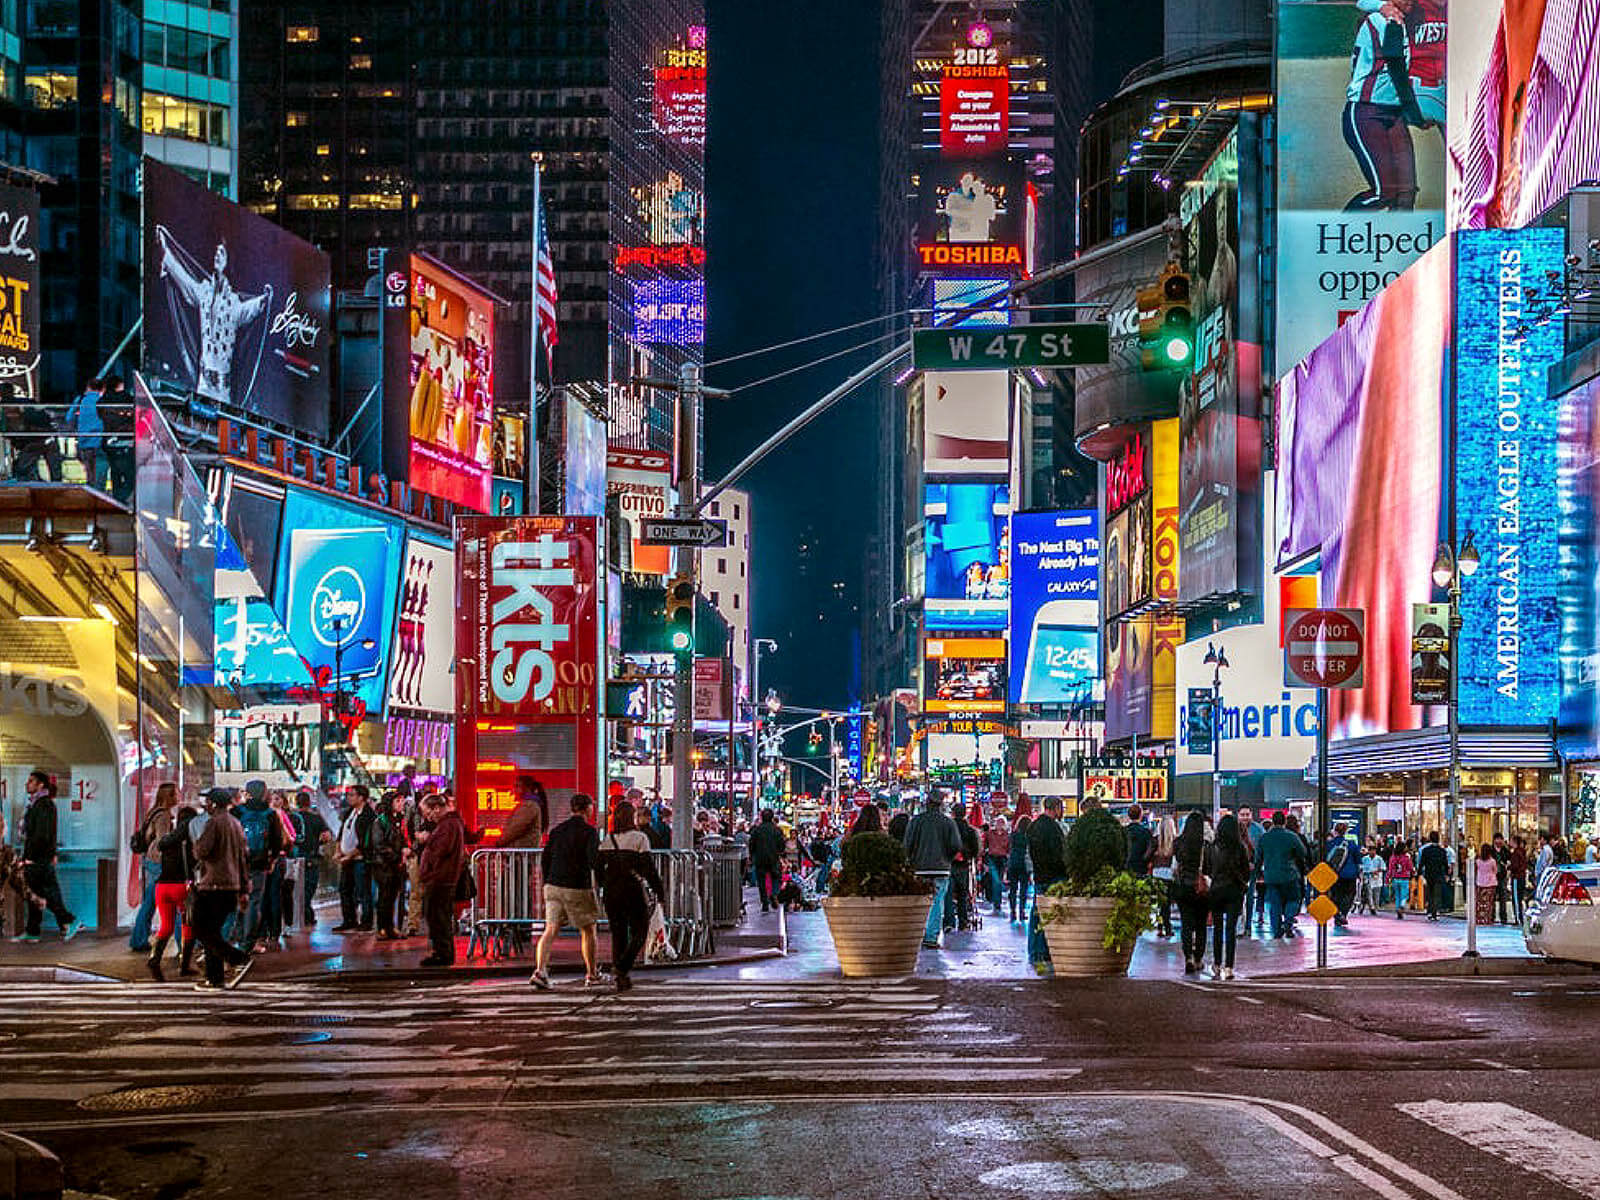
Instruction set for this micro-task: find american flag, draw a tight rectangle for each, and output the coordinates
[534,196,559,376]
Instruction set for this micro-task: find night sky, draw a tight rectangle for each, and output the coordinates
[706,0,881,712]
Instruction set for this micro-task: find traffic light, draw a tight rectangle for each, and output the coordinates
[1138,265,1193,371]
[664,573,695,658]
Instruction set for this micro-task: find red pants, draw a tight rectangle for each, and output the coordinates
[153,882,187,941]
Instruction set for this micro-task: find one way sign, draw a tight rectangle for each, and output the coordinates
[639,517,729,548]
[911,323,1110,372]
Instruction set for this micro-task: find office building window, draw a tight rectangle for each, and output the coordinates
[287,26,318,43]
[25,71,75,110]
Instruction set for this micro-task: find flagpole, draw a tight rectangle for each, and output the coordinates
[528,154,542,515]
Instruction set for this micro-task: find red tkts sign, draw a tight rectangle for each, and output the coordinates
[1284,608,1366,690]
[456,516,601,836]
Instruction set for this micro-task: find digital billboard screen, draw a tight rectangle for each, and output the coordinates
[1275,2,1445,373]
[563,394,608,517]
[387,535,455,717]
[915,157,1026,275]
[633,278,705,346]
[384,254,497,513]
[932,278,1010,326]
[653,30,706,151]
[1559,375,1600,755]
[923,635,1006,714]
[0,183,40,398]
[274,487,405,717]
[923,371,1009,477]
[143,158,332,437]
[1009,510,1099,704]
[1448,2,1597,231]
[940,59,1008,158]
[608,447,674,577]
[924,482,1009,628]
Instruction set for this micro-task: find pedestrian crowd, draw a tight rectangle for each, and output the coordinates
[0,376,135,495]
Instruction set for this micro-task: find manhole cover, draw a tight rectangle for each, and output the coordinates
[79,1084,248,1112]
[747,998,834,1010]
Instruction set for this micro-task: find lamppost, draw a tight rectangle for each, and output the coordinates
[1432,530,1481,956]
[328,616,377,743]
[1204,642,1230,821]
[751,638,777,815]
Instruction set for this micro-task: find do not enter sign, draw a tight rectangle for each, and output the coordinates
[1284,608,1365,689]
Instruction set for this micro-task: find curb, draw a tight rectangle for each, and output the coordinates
[1268,955,1600,979]
[276,945,786,984]
[0,1130,62,1200]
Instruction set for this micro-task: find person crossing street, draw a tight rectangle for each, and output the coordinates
[13,769,80,944]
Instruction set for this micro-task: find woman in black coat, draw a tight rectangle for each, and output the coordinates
[1170,811,1210,975]
[1205,814,1252,981]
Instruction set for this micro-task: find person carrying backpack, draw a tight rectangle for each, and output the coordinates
[235,780,284,953]
[1326,822,1361,927]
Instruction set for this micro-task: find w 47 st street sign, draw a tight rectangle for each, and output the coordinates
[911,323,1110,372]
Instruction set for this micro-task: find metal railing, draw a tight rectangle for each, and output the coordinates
[464,845,719,962]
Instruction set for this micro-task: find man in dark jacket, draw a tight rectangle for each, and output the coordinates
[747,809,786,913]
[333,785,376,932]
[236,779,284,952]
[530,792,602,989]
[417,792,466,967]
[904,792,960,949]
[1124,804,1154,877]
[1327,821,1361,927]
[947,802,982,932]
[1025,797,1068,969]
[191,788,253,990]
[1256,812,1308,938]
[294,791,330,926]
[15,769,79,943]
[1418,830,1449,921]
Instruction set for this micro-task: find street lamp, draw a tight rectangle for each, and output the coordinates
[1203,642,1230,821]
[1432,530,1481,956]
[328,616,377,737]
[751,638,777,816]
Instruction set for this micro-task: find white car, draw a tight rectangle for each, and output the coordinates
[1524,865,1600,963]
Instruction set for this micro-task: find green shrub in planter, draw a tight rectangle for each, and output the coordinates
[830,832,933,898]
[1041,866,1161,953]
[1062,807,1127,887]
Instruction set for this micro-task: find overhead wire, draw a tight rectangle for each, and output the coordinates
[702,309,919,371]
[722,327,907,396]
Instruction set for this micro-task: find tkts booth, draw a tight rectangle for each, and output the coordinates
[455,515,605,837]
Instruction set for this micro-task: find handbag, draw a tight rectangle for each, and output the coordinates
[1195,870,1211,898]
[454,863,477,904]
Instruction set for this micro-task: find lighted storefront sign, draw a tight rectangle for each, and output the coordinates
[1009,510,1099,704]
[0,183,40,397]
[1080,756,1172,803]
[915,157,1026,277]
[382,714,451,761]
[608,447,674,576]
[386,535,454,716]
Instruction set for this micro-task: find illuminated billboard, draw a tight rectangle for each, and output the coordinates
[0,183,40,398]
[1179,127,1263,605]
[1448,2,1598,231]
[383,253,497,513]
[608,447,674,576]
[654,30,707,150]
[915,157,1026,275]
[1275,1,1445,372]
[923,370,1010,477]
[932,278,1010,326]
[924,635,1007,714]
[563,394,608,517]
[940,56,1008,158]
[924,482,1009,629]
[386,535,455,717]
[455,516,601,834]
[143,158,332,437]
[274,487,405,719]
[1558,375,1600,755]
[633,278,705,346]
[1009,510,1099,704]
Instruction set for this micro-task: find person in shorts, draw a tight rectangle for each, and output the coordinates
[529,793,602,989]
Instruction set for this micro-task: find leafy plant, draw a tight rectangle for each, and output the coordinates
[830,832,933,898]
[1062,808,1128,888]
[1040,867,1160,952]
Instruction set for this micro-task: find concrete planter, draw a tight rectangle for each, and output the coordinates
[1037,895,1136,978]
[821,894,934,978]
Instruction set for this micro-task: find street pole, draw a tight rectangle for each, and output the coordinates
[725,650,736,832]
[1212,675,1222,824]
[670,362,701,851]
[752,639,775,817]
[1453,573,1476,957]
[1316,685,1329,972]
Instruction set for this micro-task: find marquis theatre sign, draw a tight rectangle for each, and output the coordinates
[455,516,601,834]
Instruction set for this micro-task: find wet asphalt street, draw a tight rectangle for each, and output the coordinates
[3,968,1598,1200]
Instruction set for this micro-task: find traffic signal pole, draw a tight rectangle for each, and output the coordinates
[671,362,702,851]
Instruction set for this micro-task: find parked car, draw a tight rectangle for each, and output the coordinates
[1524,865,1600,963]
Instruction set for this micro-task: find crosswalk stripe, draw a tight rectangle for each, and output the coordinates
[1400,1101,1600,1198]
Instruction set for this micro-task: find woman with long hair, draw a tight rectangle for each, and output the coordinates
[1006,815,1032,924]
[1474,843,1498,926]
[1205,814,1251,981]
[1152,814,1178,938]
[597,799,665,992]
[846,804,883,839]
[1171,812,1210,975]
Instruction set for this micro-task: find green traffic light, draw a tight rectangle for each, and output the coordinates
[1163,336,1192,365]
[670,628,693,652]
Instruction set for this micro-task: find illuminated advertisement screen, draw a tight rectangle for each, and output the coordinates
[654,31,706,150]
[633,278,705,346]
[0,183,40,398]
[915,157,1026,275]
[932,278,1010,326]
[924,482,1009,629]
[143,158,332,437]
[940,58,1008,157]
[924,635,1007,714]
[608,447,674,577]
[274,488,405,717]
[387,535,455,717]
[1180,128,1263,605]
[923,371,1009,477]
[1448,2,1597,231]
[1009,510,1099,704]
[1275,1,1445,373]
[1454,228,1564,724]
[1558,375,1600,755]
[563,395,608,517]
[632,171,703,247]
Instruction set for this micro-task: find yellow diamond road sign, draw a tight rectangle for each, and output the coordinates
[1307,895,1340,926]
[1307,862,1339,894]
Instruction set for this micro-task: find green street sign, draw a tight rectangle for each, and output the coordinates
[911,323,1110,372]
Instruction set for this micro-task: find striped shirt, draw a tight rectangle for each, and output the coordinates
[1450,0,1600,230]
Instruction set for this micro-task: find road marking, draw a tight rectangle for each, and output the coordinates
[1298,1012,1333,1023]
[1234,995,1264,1005]
[1470,1058,1529,1075]
[1400,1100,1600,1197]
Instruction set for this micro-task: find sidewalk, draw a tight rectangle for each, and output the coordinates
[0,894,786,984]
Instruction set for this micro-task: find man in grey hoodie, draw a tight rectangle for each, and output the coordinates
[191,788,254,990]
[903,791,960,950]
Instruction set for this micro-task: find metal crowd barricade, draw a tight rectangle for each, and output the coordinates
[649,849,716,959]
[466,847,543,961]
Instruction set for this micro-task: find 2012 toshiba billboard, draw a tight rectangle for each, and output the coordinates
[455,516,601,834]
